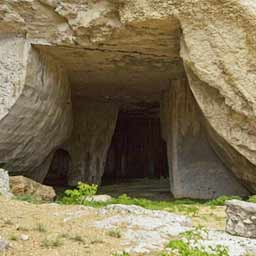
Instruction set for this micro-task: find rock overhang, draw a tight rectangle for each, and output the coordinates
[32,15,184,106]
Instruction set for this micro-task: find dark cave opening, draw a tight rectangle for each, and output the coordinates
[44,149,71,187]
[102,103,169,186]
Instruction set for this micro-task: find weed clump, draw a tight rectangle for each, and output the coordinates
[41,236,63,248]
[35,223,47,233]
[107,229,121,238]
[112,252,129,256]
[165,240,229,256]
[60,182,98,204]
[161,226,229,256]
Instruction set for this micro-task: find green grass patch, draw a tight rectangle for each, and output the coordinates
[248,195,256,203]
[206,196,242,206]
[15,194,45,204]
[58,191,202,216]
[164,240,229,256]
[22,182,251,218]
[112,252,129,256]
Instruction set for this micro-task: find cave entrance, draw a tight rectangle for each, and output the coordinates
[101,103,170,199]
[44,149,71,187]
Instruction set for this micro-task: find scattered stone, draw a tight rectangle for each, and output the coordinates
[9,176,56,201]
[92,204,192,253]
[20,234,29,241]
[85,194,112,203]
[0,238,10,252]
[225,199,256,239]
[0,169,12,198]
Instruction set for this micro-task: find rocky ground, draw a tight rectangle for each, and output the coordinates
[0,196,121,256]
[1,195,256,256]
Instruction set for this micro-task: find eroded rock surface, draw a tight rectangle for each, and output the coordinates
[92,204,256,255]
[160,79,249,199]
[0,37,72,181]
[93,204,192,253]
[226,199,256,239]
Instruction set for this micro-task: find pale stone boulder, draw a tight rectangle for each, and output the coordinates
[0,169,12,198]
[9,176,56,201]
[226,200,256,239]
[85,194,112,203]
[0,238,9,252]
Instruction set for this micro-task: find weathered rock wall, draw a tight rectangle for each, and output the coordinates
[0,36,72,181]
[64,99,119,186]
[179,1,256,192]
[161,79,249,199]
[1,0,256,193]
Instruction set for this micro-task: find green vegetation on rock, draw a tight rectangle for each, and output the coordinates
[248,195,256,203]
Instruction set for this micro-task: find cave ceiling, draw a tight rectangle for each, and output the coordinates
[36,18,184,105]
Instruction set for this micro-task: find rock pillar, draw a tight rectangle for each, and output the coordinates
[65,98,119,186]
[161,79,249,199]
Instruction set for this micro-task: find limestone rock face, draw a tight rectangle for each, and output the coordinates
[160,79,249,199]
[179,1,256,192]
[0,37,72,181]
[10,176,56,201]
[226,200,256,239]
[1,0,256,195]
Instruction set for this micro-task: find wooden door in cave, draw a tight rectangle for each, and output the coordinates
[104,111,169,182]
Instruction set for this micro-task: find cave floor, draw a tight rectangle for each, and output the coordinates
[99,178,171,201]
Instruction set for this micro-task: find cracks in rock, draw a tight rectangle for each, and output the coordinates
[35,43,180,60]
[37,0,75,40]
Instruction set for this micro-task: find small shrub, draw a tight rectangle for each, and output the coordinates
[107,229,121,238]
[112,252,129,256]
[59,233,70,239]
[70,235,84,243]
[90,238,104,244]
[9,234,18,241]
[35,223,47,233]
[181,226,207,241]
[41,236,63,248]
[60,182,98,204]
[180,205,200,217]
[4,219,13,226]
